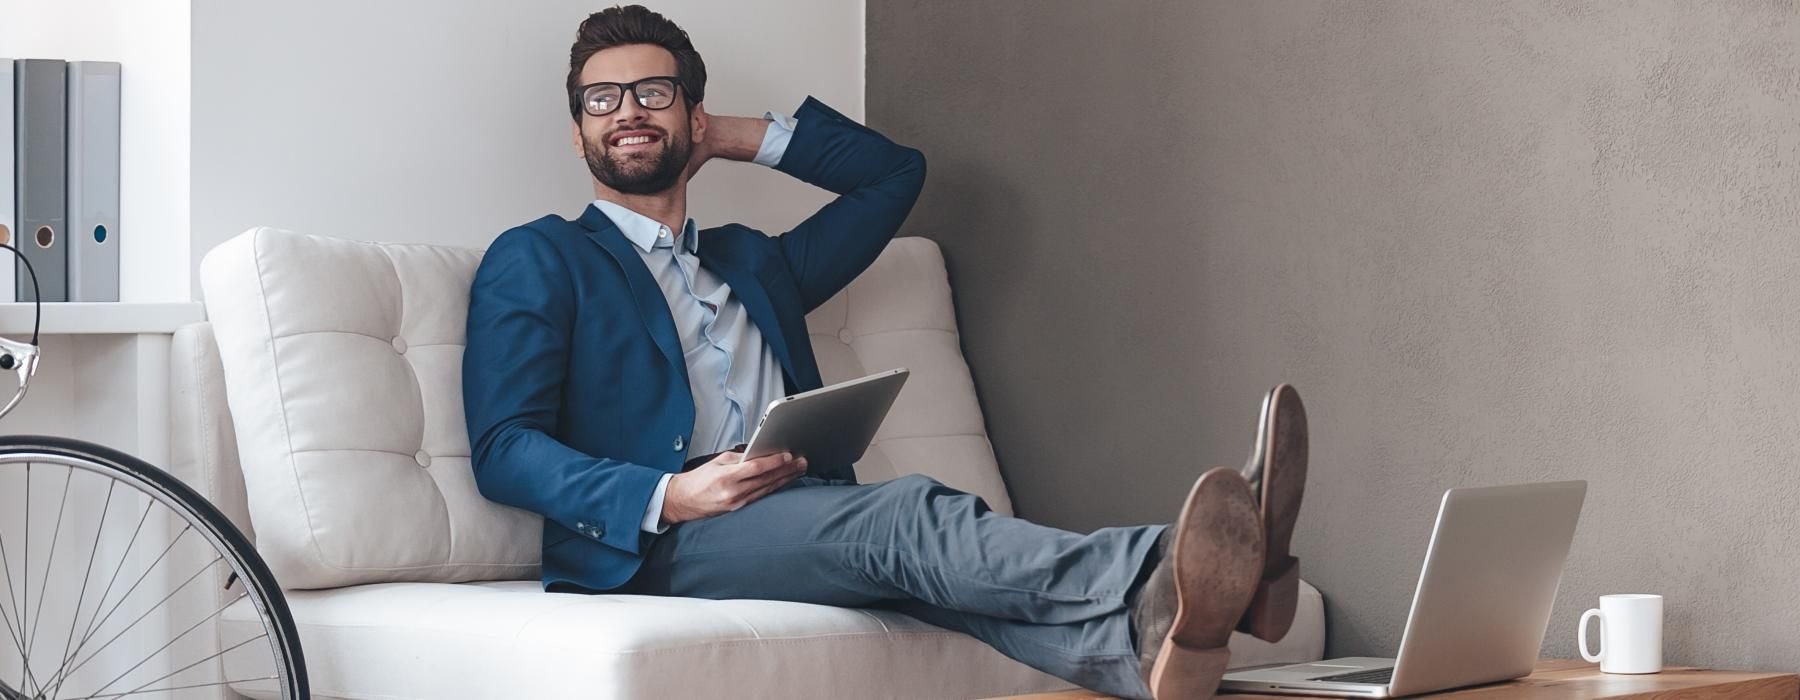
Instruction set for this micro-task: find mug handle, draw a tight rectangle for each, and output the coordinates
[1579,608,1605,663]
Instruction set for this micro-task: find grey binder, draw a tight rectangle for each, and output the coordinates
[14,59,67,302]
[0,58,15,302]
[67,61,120,302]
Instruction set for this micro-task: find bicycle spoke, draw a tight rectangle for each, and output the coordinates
[70,499,151,657]
[67,508,171,669]
[0,590,21,655]
[25,466,72,659]
[47,479,116,700]
[0,523,22,646]
[0,537,28,694]
[0,675,28,700]
[65,674,278,699]
[86,632,266,700]
[0,595,38,694]
[60,585,240,698]
[59,556,223,684]
[76,523,189,653]
[18,463,27,692]
[55,523,192,699]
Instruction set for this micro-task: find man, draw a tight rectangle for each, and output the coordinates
[463,6,1310,698]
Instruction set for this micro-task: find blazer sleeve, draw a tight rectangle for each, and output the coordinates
[463,228,664,555]
[773,96,928,313]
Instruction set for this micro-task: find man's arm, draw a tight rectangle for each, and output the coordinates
[772,97,926,313]
[691,99,927,313]
[690,114,778,170]
[463,228,666,554]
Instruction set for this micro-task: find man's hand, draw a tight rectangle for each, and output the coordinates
[685,114,775,180]
[661,449,807,525]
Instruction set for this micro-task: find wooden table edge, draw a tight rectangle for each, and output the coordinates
[987,660,1799,700]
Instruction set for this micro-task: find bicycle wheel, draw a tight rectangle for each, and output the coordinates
[0,435,306,699]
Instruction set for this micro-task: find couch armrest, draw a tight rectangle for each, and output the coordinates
[171,321,253,544]
[170,323,259,699]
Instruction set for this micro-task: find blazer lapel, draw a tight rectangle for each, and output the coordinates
[577,205,689,387]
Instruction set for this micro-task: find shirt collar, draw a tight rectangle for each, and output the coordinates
[592,199,699,255]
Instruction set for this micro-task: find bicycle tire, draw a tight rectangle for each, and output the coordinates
[0,434,307,700]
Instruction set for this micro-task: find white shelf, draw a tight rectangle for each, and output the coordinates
[0,302,206,335]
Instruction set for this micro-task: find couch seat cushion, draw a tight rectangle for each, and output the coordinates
[221,580,1324,699]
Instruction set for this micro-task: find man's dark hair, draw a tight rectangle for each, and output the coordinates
[566,5,707,122]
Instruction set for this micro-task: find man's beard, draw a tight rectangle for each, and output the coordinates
[584,126,692,195]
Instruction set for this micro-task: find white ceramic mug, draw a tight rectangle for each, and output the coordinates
[1578,594,1663,674]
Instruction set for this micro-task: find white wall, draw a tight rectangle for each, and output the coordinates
[3,3,865,695]
[0,0,192,303]
[190,0,866,285]
[5,0,865,297]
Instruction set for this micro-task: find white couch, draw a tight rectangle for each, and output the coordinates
[171,228,1325,699]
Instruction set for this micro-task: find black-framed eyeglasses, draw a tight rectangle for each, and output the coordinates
[572,76,684,118]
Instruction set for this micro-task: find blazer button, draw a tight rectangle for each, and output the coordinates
[672,435,685,451]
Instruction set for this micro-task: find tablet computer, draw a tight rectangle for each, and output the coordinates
[741,368,909,471]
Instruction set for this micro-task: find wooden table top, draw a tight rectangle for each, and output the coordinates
[993,659,1799,699]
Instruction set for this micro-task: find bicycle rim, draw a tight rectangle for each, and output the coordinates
[0,435,306,699]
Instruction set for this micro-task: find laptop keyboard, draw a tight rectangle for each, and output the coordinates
[1309,667,1395,685]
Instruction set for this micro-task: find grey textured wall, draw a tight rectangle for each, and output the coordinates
[868,1,1800,670]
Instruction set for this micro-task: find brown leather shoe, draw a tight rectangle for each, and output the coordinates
[1237,384,1309,643]
[1136,467,1264,700]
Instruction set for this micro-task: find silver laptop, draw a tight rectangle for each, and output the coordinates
[1220,480,1587,698]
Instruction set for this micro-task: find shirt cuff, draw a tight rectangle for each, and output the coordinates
[752,111,799,167]
[640,472,675,533]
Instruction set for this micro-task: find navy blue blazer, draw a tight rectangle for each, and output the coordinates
[463,97,927,592]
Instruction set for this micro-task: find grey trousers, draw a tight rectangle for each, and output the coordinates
[614,474,1168,699]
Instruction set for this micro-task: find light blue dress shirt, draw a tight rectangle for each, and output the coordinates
[594,112,798,533]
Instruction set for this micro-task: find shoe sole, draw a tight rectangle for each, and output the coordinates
[1149,466,1263,700]
[1239,384,1309,643]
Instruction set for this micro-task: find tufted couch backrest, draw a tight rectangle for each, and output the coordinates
[197,228,1009,589]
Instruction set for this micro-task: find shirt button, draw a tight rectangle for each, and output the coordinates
[658,228,669,238]
[673,435,685,451]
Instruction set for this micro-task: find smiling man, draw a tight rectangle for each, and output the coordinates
[462,6,1311,699]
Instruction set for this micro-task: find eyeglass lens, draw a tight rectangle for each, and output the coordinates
[583,78,678,116]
